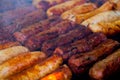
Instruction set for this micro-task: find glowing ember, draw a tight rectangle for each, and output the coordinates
[41,72,63,80]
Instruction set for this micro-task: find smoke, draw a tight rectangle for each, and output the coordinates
[0,0,32,13]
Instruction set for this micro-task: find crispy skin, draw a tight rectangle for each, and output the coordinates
[82,11,120,36]
[32,0,69,10]
[0,46,29,64]
[92,20,120,36]
[14,16,62,44]
[82,10,120,26]
[0,51,46,79]
[0,6,36,27]
[42,25,92,56]
[2,9,47,34]
[47,0,86,16]
[61,3,97,21]
[89,48,120,80]
[54,33,107,61]
[8,55,63,80]
[75,1,113,24]
[41,64,72,80]
[25,20,77,51]
[109,0,120,10]
[68,39,119,75]
[0,41,21,50]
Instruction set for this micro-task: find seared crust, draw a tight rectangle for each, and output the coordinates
[76,1,113,24]
[89,48,120,80]
[47,0,86,16]
[41,64,72,80]
[0,42,21,50]
[0,46,29,64]
[61,3,97,21]
[0,51,46,79]
[68,39,119,74]
[8,55,63,80]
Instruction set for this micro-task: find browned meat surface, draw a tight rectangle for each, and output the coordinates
[68,39,119,75]
[8,55,63,80]
[24,20,77,51]
[54,32,107,61]
[2,9,47,34]
[42,26,92,56]
[0,51,46,79]
[41,64,72,80]
[33,0,69,11]
[0,41,21,50]
[14,16,62,44]
[89,48,120,80]
[46,0,86,16]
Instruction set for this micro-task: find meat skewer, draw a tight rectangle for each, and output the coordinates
[0,46,29,64]
[14,16,62,44]
[41,64,72,80]
[0,41,21,50]
[8,55,63,80]
[54,32,107,61]
[42,25,92,56]
[68,39,119,75]
[24,20,77,51]
[0,51,46,79]
[89,48,120,80]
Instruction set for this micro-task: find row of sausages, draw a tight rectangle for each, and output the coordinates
[0,39,120,80]
[0,45,72,80]
[34,0,120,36]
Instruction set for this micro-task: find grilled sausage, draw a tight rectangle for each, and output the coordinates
[8,55,63,80]
[42,25,92,56]
[0,42,21,50]
[82,10,120,36]
[14,16,62,44]
[90,20,120,36]
[24,20,77,51]
[82,10,120,26]
[32,0,69,10]
[47,0,86,16]
[89,48,120,80]
[54,32,107,61]
[68,39,119,75]
[61,3,97,21]
[0,46,29,64]
[109,0,120,10]
[41,64,72,80]
[75,1,113,24]
[0,51,46,79]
